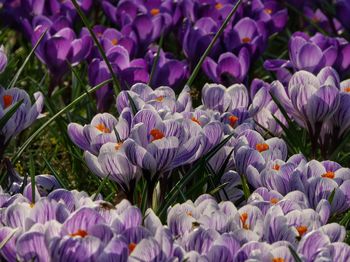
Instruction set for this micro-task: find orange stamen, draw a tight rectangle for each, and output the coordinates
[150,129,165,141]
[240,212,249,229]
[270,198,279,204]
[256,143,269,152]
[186,211,193,217]
[155,96,164,102]
[69,229,88,238]
[228,115,238,127]
[150,8,160,16]
[296,225,308,237]
[265,8,272,14]
[272,164,280,171]
[95,123,111,133]
[215,3,223,10]
[191,117,201,125]
[115,142,123,151]
[344,87,350,92]
[111,38,118,46]
[3,95,13,109]
[322,171,335,179]
[128,242,136,254]
[273,258,284,262]
[242,37,251,43]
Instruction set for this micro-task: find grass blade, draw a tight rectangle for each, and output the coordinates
[43,157,68,189]
[148,33,164,86]
[29,153,36,204]
[0,100,23,130]
[71,0,121,94]
[9,29,47,88]
[186,0,242,87]
[12,79,112,163]
[93,174,110,201]
[0,228,18,250]
[288,245,302,262]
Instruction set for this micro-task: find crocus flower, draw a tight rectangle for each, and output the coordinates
[0,87,44,145]
[0,45,8,73]
[336,0,350,32]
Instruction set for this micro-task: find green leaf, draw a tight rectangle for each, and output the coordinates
[209,182,229,195]
[93,174,111,201]
[29,153,36,204]
[71,0,121,95]
[12,79,112,163]
[148,33,164,86]
[328,188,336,205]
[43,157,68,189]
[240,174,250,200]
[127,92,138,115]
[186,0,243,87]
[0,100,23,130]
[9,29,48,88]
[288,245,303,262]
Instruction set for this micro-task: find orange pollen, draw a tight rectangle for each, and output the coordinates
[256,143,269,152]
[273,258,284,262]
[115,142,123,151]
[229,115,238,127]
[240,212,249,229]
[242,37,251,43]
[128,242,136,254]
[272,164,280,171]
[29,203,35,208]
[322,171,335,179]
[264,8,272,14]
[155,96,164,102]
[111,38,118,46]
[344,87,350,92]
[186,211,193,217]
[150,129,165,141]
[215,3,223,9]
[270,198,279,204]
[3,95,13,109]
[69,229,88,238]
[150,8,160,16]
[191,117,201,125]
[95,123,111,133]
[296,225,308,237]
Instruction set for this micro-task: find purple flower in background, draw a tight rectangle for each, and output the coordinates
[202,48,250,86]
[336,0,350,32]
[145,47,189,90]
[0,87,44,145]
[0,45,8,73]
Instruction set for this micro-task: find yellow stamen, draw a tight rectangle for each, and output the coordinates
[215,3,223,10]
[95,123,111,133]
[111,38,118,46]
[242,37,251,43]
[150,8,160,16]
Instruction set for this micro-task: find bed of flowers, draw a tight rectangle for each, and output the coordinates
[0,0,350,261]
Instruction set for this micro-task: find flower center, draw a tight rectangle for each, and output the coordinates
[344,87,350,92]
[111,38,118,46]
[128,242,136,254]
[322,171,335,179]
[155,96,164,102]
[256,143,269,152]
[229,115,238,127]
[95,123,111,133]
[270,198,279,204]
[191,117,201,125]
[242,37,251,43]
[215,3,223,9]
[115,142,123,151]
[3,95,13,109]
[240,212,249,230]
[296,225,307,237]
[69,229,88,238]
[264,8,272,14]
[150,129,165,141]
[273,258,284,262]
[186,211,193,217]
[29,203,35,208]
[150,8,160,16]
[272,164,280,171]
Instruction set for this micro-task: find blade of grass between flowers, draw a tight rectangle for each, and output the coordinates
[215,148,234,185]
[71,0,121,95]
[209,182,229,195]
[93,174,111,201]
[29,153,36,204]
[240,174,250,200]
[0,100,23,130]
[186,0,242,87]
[288,246,303,262]
[330,131,350,160]
[43,157,68,189]
[0,228,18,250]
[157,133,235,218]
[9,29,47,88]
[12,79,112,163]
[127,92,139,115]
[148,33,164,86]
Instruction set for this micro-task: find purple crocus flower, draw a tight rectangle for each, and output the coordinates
[0,45,8,73]
[336,0,350,32]
[0,87,44,145]
[202,48,250,86]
